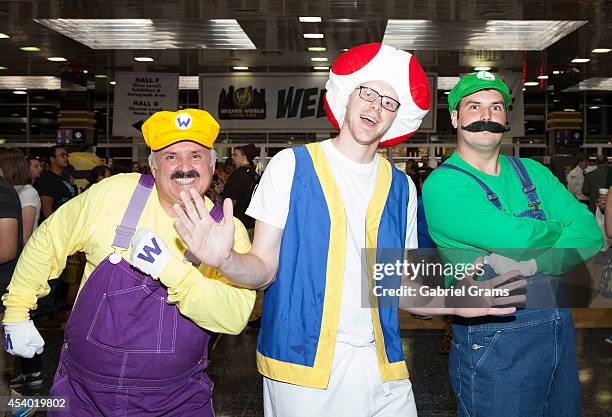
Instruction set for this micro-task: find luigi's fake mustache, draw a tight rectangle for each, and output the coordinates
[461,121,509,133]
[170,170,200,180]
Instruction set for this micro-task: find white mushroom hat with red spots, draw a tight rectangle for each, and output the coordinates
[324,43,431,147]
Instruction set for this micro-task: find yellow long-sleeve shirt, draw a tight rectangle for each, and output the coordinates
[2,173,255,335]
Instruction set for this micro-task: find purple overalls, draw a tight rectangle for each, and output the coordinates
[48,176,215,417]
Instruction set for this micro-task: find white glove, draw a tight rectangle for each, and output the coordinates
[130,229,171,279]
[3,320,44,358]
[484,253,538,277]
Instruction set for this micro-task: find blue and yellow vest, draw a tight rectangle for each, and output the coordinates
[256,142,410,389]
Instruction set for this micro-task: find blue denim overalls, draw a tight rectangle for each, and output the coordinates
[439,156,580,417]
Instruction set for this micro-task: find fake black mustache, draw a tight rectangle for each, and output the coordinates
[170,170,200,180]
[460,121,509,133]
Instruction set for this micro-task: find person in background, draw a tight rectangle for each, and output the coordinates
[583,155,609,213]
[86,165,111,190]
[0,149,41,243]
[223,144,259,237]
[26,146,77,387]
[0,156,24,300]
[62,164,79,196]
[405,160,421,193]
[600,188,612,345]
[567,154,590,205]
[34,145,76,221]
[130,160,142,173]
[0,150,35,417]
[28,157,43,182]
[0,148,44,392]
[406,160,433,321]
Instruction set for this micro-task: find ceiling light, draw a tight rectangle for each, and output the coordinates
[571,58,590,63]
[552,70,560,74]
[591,48,611,53]
[383,20,586,50]
[437,77,460,90]
[308,47,327,52]
[553,99,560,102]
[564,108,576,112]
[34,19,256,50]
[13,90,27,95]
[565,77,612,91]
[303,33,324,39]
[10,113,19,116]
[179,76,198,90]
[134,56,154,62]
[299,17,322,23]
[0,66,6,70]
[109,81,116,85]
[524,81,539,86]
[311,57,328,62]
[20,46,41,52]
[95,74,107,78]
[47,57,67,62]
[589,106,600,109]
[0,33,10,39]
[522,87,526,91]
[232,66,249,70]
[474,66,491,71]
[313,66,329,70]
[0,76,61,90]
[444,91,450,95]
[537,75,549,80]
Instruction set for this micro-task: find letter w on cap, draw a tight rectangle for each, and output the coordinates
[176,115,192,129]
[137,237,162,263]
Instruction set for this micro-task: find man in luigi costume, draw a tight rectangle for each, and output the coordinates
[423,72,602,417]
[3,108,255,416]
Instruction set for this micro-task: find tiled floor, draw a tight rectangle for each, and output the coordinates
[4,323,611,416]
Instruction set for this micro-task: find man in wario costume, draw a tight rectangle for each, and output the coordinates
[3,109,255,416]
[167,44,521,416]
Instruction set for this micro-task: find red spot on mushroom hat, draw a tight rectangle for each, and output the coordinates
[324,42,431,147]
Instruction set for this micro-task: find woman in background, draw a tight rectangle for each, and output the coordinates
[0,148,41,242]
[86,165,111,190]
[28,156,43,182]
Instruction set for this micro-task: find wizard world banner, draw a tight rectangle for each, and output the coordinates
[200,73,442,133]
[201,73,340,132]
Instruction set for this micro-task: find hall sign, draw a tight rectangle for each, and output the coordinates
[201,73,437,133]
[112,72,179,137]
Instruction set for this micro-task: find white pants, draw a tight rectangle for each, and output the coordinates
[263,342,417,417]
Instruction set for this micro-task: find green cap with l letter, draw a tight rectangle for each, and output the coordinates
[448,71,512,113]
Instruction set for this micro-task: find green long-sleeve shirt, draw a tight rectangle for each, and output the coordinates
[422,153,603,276]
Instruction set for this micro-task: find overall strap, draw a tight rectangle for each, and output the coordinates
[506,156,541,208]
[439,164,504,211]
[112,175,155,249]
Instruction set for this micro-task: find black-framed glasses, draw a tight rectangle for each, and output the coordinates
[356,86,401,112]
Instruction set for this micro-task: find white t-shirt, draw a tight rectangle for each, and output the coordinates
[247,140,418,346]
[16,184,41,233]
[567,165,588,201]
